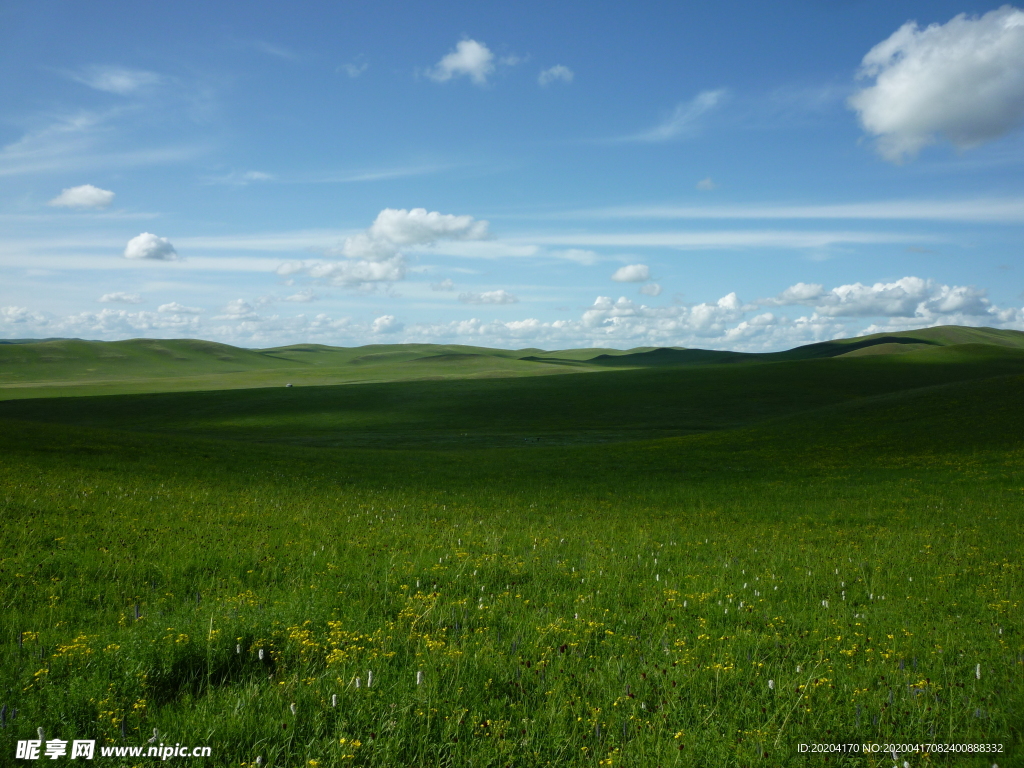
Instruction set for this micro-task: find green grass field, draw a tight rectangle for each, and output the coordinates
[0,327,1021,766]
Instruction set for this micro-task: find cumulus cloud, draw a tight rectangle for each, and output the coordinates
[157,302,203,314]
[215,299,259,320]
[539,65,574,86]
[371,314,403,334]
[427,39,495,85]
[639,283,662,297]
[49,184,115,209]
[70,65,162,95]
[849,6,1024,162]
[285,290,317,302]
[339,207,489,259]
[280,208,488,288]
[1,306,200,337]
[305,259,405,286]
[99,292,142,304]
[124,232,178,261]
[7,273,1024,352]
[696,177,717,191]
[764,277,993,318]
[611,264,651,282]
[623,89,728,142]
[1,306,44,325]
[431,278,455,291]
[458,289,518,304]
[759,282,826,306]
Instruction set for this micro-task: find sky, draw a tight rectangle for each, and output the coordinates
[2,0,1024,352]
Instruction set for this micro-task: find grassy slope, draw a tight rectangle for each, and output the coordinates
[6,325,1023,401]
[3,343,1024,448]
[1,331,1022,765]
[0,339,593,400]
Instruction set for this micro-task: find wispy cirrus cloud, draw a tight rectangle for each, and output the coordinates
[99,292,142,304]
[458,289,518,304]
[562,197,1024,224]
[0,109,205,177]
[517,229,930,250]
[539,65,574,86]
[68,65,163,95]
[611,89,728,143]
[340,61,369,78]
[251,40,299,61]
[202,164,449,186]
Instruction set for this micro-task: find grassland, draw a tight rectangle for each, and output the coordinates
[0,327,1021,766]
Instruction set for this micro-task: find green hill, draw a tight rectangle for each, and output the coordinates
[3,325,1024,402]
[1,324,1021,764]
[4,336,1024,449]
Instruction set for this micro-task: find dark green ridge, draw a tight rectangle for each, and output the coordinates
[3,324,1023,401]
[4,339,1024,450]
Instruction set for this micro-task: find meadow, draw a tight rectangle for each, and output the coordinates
[0,327,1021,767]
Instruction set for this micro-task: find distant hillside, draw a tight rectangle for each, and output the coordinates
[2,325,1023,400]
[580,325,1024,367]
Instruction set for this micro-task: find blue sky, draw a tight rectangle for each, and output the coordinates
[2,0,1024,351]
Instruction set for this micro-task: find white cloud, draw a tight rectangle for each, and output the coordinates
[579,198,1024,223]
[550,248,599,265]
[539,65,574,86]
[849,6,1024,162]
[5,273,1024,352]
[157,302,203,314]
[205,170,274,186]
[696,177,717,191]
[639,283,662,297]
[70,65,162,95]
[214,299,259,320]
[427,39,495,85]
[99,292,142,304]
[522,230,928,249]
[0,109,203,177]
[759,282,826,306]
[371,314,403,334]
[419,241,537,259]
[344,207,489,258]
[431,278,455,291]
[620,89,727,142]
[124,232,178,261]
[252,40,298,61]
[341,62,368,78]
[275,261,307,276]
[764,276,993,318]
[458,289,518,304]
[1,306,44,325]
[279,208,488,289]
[285,290,317,302]
[611,264,651,282]
[305,257,406,286]
[48,184,115,209]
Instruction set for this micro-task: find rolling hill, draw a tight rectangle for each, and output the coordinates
[2,325,1023,401]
